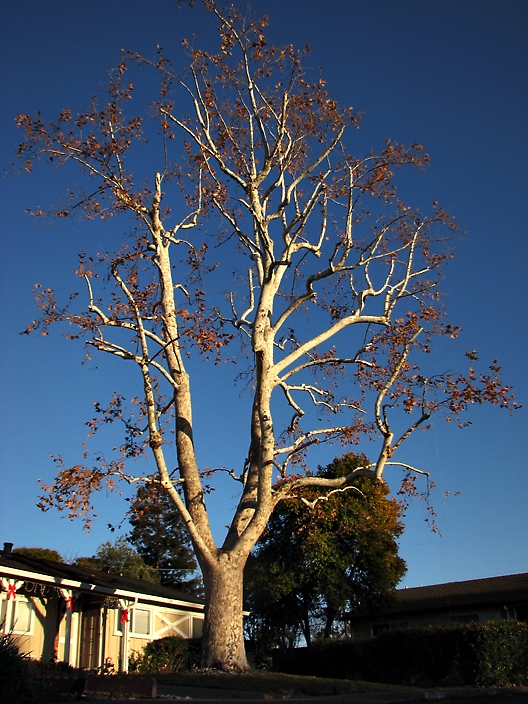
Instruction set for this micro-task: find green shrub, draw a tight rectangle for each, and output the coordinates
[0,634,78,704]
[0,630,30,704]
[463,620,528,687]
[274,620,528,687]
[129,636,201,673]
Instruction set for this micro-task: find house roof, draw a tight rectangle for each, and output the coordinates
[345,573,528,621]
[394,573,528,613]
[0,550,204,611]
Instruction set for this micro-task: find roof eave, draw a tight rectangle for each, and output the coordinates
[1,564,205,611]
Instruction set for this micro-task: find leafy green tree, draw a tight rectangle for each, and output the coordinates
[245,453,406,650]
[76,537,160,583]
[127,481,202,594]
[13,547,63,562]
[73,555,101,572]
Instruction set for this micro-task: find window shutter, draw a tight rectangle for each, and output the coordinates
[132,608,150,635]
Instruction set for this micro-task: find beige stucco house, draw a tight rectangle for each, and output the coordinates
[0,542,204,672]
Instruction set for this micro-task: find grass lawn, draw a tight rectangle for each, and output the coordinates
[155,670,413,696]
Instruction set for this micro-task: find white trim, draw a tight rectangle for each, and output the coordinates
[130,606,152,638]
[155,609,190,639]
[0,565,204,611]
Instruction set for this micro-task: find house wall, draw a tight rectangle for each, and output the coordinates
[102,606,121,671]
[350,604,512,638]
[0,593,59,661]
[104,603,205,670]
[56,604,81,665]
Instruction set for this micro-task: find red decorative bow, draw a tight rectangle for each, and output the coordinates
[120,608,129,624]
[7,584,17,600]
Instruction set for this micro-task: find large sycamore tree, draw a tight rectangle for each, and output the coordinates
[17,1,516,670]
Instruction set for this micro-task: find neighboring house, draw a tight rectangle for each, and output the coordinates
[345,572,528,639]
[0,542,204,672]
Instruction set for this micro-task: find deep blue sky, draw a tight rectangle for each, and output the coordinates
[1,0,526,587]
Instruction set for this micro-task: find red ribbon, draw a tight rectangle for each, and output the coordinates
[7,584,17,600]
[120,608,129,624]
[67,596,73,611]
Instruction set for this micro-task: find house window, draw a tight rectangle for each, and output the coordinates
[115,606,152,637]
[450,614,479,624]
[371,620,408,637]
[131,608,151,636]
[450,611,501,625]
[1,598,34,634]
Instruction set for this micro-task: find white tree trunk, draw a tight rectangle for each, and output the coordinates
[201,555,248,671]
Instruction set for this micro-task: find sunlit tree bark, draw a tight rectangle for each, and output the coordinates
[17,2,516,670]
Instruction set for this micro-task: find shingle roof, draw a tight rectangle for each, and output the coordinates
[0,551,204,609]
[394,573,528,613]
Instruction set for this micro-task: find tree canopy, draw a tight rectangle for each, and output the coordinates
[245,453,406,652]
[75,536,160,583]
[127,481,202,594]
[17,0,516,670]
[13,547,63,563]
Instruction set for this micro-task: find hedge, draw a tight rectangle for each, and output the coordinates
[273,620,528,687]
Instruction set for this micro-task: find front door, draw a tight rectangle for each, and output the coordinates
[79,607,101,669]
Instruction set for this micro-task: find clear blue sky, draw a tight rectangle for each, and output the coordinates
[1,0,526,587]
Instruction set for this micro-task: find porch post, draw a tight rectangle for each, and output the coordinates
[118,600,131,672]
[60,589,74,665]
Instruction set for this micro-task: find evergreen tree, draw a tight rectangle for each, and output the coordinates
[127,481,201,595]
